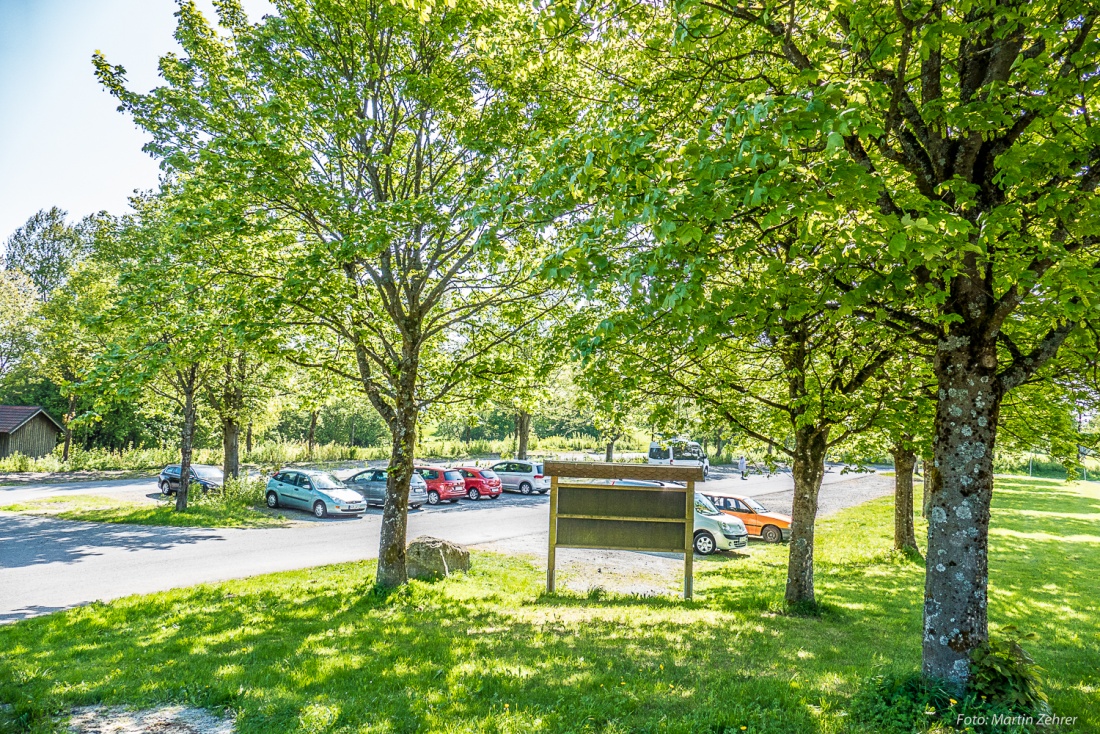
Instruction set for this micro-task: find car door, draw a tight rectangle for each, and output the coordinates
[167,466,181,492]
[271,471,296,506]
[281,473,308,508]
[494,462,517,490]
[732,498,762,535]
[368,470,387,505]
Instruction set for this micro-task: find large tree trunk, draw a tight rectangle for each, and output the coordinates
[377,406,416,587]
[223,418,240,479]
[785,425,829,606]
[62,393,76,462]
[307,410,318,457]
[246,423,253,455]
[604,438,616,463]
[176,380,198,512]
[892,445,919,554]
[922,343,1002,685]
[516,410,531,460]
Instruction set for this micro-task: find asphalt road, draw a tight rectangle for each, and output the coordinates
[0,464,883,623]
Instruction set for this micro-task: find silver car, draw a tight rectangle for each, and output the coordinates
[490,460,550,494]
[346,467,428,509]
[265,469,366,518]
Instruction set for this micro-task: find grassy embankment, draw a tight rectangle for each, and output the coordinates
[0,494,288,529]
[1,477,1096,733]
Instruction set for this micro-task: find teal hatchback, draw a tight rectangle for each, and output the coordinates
[266,469,367,518]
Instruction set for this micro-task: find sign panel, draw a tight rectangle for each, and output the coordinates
[542,460,705,599]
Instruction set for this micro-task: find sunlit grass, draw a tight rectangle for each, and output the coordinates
[0,479,1096,733]
[0,494,287,529]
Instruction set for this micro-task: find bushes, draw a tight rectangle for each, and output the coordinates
[851,631,1049,733]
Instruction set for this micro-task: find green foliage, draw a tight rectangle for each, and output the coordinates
[851,673,1039,734]
[969,630,1050,716]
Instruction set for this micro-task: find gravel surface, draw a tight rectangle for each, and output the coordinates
[67,706,234,734]
[473,472,895,597]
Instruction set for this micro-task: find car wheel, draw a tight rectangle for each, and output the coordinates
[694,531,717,555]
[159,481,171,496]
[761,525,783,543]
[520,482,533,495]
[703,465,710,479]
[266,491,279,509]
[468,488,481,501]
[410,504,423,510]
[427,490,441,505]
[313,501,327,519]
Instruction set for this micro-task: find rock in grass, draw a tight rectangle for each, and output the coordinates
[406,536,470,580]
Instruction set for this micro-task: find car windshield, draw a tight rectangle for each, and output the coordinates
[480,470,497,479]
[745,497,768,513]
[444,470,463,481]
[695,493,721,516]
[534,463,543,474]
[192,466,222,480]
[311,473,345,489]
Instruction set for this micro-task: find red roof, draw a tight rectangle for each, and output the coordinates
[0,406,63,434]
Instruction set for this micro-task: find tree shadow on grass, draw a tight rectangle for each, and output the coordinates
[0,562,837,734]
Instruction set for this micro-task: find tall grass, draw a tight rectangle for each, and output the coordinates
[0,435,652,475]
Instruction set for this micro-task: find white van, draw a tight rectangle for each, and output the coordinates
[693,491,748,554]
[648,438,710,478]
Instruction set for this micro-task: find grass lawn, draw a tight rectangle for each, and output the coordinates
[1,478,1096,733]
[0,495,289,529]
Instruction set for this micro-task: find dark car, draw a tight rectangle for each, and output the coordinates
[158,464,223,495]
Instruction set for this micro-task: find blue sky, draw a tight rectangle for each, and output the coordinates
[0,0,271,240]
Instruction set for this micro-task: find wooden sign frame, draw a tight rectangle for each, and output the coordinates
[543,460,704,599]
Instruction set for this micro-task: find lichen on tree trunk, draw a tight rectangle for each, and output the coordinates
[785,425,829,606]
[923,341,1001,685]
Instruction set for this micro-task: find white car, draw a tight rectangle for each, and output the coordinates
[693,491,748,554]
[490,460,550,494]
[648,439,710,479]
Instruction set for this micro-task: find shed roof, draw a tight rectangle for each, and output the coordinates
[0,406,64,434]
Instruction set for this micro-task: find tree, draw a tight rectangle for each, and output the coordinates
[0,270,37,384]
[86,199,228,511]
[545,0,1100,683]
[700,0,1100,682]
[96,0,562,585]
[3,207,90,300]
[37,259,117,460]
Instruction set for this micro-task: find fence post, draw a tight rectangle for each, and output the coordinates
[684,479,694,600]
[547,475,559,594]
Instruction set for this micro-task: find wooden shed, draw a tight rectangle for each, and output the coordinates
[0,406,63,459]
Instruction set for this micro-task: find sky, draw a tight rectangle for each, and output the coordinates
[0,0,273,241]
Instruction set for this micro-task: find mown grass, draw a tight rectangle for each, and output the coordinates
[0,478,1096,733]
[0,495,288,529]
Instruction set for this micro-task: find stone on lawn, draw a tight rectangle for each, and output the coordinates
[406,536,470,580]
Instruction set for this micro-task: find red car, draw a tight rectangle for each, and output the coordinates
[414,466,468,505]
[454,467,502,500]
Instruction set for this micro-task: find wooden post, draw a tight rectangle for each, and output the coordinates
[684,479,695,600]
[547,475,559,594]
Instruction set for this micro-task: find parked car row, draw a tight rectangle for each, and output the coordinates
[251,460,551,518]
[158,458,790,554]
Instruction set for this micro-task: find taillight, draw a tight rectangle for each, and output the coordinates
[534,474,544,479]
